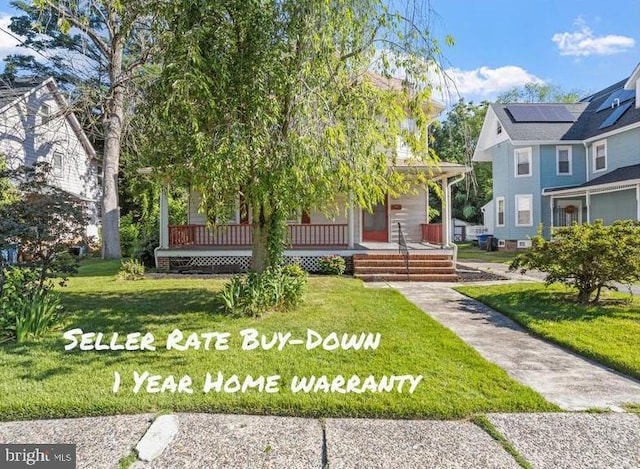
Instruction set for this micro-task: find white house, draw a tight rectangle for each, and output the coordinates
[148,74,470,280]
[0,77,100,238]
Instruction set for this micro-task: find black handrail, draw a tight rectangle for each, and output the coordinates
[397,222,409,280]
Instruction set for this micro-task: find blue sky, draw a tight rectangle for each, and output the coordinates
[429,0,639,103]
[0,0,637,105]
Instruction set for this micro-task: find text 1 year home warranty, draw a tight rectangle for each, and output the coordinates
[61,328,423,395]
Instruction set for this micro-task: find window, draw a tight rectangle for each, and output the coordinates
[496,197,505,227]
[515,194,533,227]
[53,152,63,178]
[556,146,572,175]
[514,147,532,177]
[40,103,51,124]
[593,140,607,172]
[496,121,502,135]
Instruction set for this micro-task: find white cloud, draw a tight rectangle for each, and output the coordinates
[552,24,635,57]
[0,14,24,58]
[444,65,544,98]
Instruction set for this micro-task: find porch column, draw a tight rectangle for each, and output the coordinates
[586,191,591,223]
[159,185,169,249]
[347,191,355,248]
[549,196,554,230]
[425,185,430,223]
[441,178,450,247]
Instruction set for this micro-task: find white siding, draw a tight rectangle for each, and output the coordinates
[0,82,99,237]
[389,185,427,243]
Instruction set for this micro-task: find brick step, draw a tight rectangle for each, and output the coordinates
[355,273,459,282]
[353,259,453,268]
[354,266,455,275]
[352,254,452,261]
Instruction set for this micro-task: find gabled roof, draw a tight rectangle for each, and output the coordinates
[489,102,589,141]
[474,64,640,162]
[0,76,50,108]
[0,76,97,160]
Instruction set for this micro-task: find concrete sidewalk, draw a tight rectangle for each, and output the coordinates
[1,412,640,468]
[390,282,640,411]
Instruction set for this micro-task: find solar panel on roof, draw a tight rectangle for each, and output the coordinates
[599,101,632,129]
[506,105,575,123]
[596,88,635,112]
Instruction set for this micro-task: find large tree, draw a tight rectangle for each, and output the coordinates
[5,0,159,259]
[496,82,582,104]
[431,99,490,223]
[144,0,450,271]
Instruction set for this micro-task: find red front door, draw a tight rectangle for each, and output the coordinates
[362,198,388,242]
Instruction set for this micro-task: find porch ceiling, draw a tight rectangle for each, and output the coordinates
[392,161,471,179]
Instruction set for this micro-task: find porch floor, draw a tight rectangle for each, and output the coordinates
[160,242,454,255]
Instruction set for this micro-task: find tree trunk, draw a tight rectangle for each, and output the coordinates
[577,288,593,304]
[101,39,125,259]
[252,204,269,272]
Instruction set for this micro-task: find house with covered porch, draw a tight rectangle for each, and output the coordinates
[153,159,469,281]
[147,72,471,281]
[474,63,640,249]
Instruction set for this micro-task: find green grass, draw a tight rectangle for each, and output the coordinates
[473,415,533,469]
[457,283,640,380]
[0,261,557,421]
[456,243,518,263]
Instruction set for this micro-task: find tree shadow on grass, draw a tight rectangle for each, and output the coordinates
[476,289,640,323]
[59,288,228,329]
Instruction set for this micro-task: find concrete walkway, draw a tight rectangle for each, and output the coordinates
[389,282,640,411]
[1,412,640,468]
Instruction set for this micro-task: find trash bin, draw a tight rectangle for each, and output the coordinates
[477,234,490,250]
[486,235,499,252]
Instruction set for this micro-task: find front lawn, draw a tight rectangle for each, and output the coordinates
[457,283,640,380]
[0,261,556,421]
[456,242,518,263]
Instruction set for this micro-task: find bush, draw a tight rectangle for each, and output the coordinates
[0,267,62,343]
[119,213,140,258]
[118,259,146,280]
[134,230,159,268]
[218,266,307,317]
[318,255,346,275]
[510,220,640,304]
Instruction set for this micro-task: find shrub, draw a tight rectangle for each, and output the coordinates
[0,163,83,343]
[0,267,61,343]
[217,266,307,317]
[119,213,140,258]
[510,220,640,304]
[118,259,146,280]
[134,230,159,268]
[318,255,346,275]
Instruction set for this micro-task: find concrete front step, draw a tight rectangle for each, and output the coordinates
[355,273,459,282]
[354,266,455,275]
[354,259,454,268]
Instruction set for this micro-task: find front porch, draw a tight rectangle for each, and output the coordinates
[166,223,446,249]
[151,162,469,278]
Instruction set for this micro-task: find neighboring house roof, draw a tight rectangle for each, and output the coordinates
[488,102,589,142]
[474,64,640,161]
[0,77,97,161]
[545,163,640,194]
[0,76,49,108]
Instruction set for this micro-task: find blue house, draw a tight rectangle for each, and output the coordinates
[474,63,640,249]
